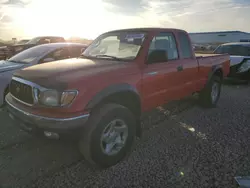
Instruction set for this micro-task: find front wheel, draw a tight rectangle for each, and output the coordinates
[199,75,222,107]
[79,103,136,168]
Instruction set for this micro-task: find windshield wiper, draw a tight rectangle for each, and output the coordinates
[94,54,122,60]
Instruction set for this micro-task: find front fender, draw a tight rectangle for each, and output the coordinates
[85,83,140,110]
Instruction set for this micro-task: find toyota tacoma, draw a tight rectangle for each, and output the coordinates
[6,28,230,168]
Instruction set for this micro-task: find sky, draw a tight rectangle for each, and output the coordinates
[0,0,250,40]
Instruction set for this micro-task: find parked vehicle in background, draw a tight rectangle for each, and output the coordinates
[214,42,250,81]
[0,43,87,107]
[0,42,7,47]
[0,36,66,60]
[16,39,30,45]
[6,28,230,168]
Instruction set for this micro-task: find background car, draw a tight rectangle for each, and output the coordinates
[16,39,30,45]
[214,42,250,81]
[0,36,66,60]
[0,42,87,107]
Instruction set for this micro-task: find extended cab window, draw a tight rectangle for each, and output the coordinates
[178,32,193,58]
[147,32,178,64]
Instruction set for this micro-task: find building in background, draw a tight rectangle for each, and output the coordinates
[189,31,250,45]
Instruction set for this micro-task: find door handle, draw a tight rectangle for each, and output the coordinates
[147,71,158,75]
[177,65,183,72]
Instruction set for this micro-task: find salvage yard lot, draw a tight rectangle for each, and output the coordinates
[1,84,250,188]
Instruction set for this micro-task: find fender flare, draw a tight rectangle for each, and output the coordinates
[85,83,141,110]
[207,65,223,84]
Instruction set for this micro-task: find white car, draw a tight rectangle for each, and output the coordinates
[214,42,250,81]
[0,43,87,107]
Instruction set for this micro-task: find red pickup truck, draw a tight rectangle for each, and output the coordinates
[6,28,230,168]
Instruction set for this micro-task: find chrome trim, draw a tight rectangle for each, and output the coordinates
[147,71,158,75]
[12,77,46,90]
[10,93,33,106]
[11,76,42,106]
[6,97,90,122]
[12,76,78,107]
[33,87,39,104]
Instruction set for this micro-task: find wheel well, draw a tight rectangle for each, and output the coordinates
[214,68,223,79]
[92,91,142,137]
[96,91,141,117]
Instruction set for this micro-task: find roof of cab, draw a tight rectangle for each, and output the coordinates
[104,27,187,33]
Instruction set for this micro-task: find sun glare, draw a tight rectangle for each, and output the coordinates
[15,0,111,39]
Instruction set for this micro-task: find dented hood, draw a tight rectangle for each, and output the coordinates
[13,58,129,89]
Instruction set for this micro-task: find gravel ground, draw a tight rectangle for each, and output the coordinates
[0,84,250,188]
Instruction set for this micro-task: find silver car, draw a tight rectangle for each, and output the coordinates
[0,42,87,107]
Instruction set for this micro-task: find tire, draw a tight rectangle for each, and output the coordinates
[199,75,222,107]
[79,103,136,168]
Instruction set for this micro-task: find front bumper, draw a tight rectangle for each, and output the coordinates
[6,96,90,136]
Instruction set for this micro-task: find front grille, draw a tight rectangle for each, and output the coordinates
[10,79,34,105]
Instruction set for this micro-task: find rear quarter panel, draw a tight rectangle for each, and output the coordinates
[196,54,230,89]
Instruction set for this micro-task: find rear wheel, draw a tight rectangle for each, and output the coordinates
[199,75,222,107]
[79,103,136,168]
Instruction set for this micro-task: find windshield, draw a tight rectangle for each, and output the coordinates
[26,37,41,44]
[214,45,250,56]
[83,31,146,61]
[8,46,50,64]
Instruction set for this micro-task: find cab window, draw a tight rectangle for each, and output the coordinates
[178,32,193,58]
[147,32,178,64]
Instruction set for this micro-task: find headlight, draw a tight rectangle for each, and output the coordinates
[238,60,250,73]
[37,89,78,107]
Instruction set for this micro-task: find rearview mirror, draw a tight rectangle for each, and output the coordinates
[43,57,55,62]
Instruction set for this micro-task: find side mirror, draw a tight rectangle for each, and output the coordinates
[43,57,55,63]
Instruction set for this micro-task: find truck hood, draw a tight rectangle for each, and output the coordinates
[14,58,131,89]
[0,60,25,73]
[230,56,250,66]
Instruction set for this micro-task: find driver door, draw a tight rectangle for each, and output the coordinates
[141,32,183,111]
